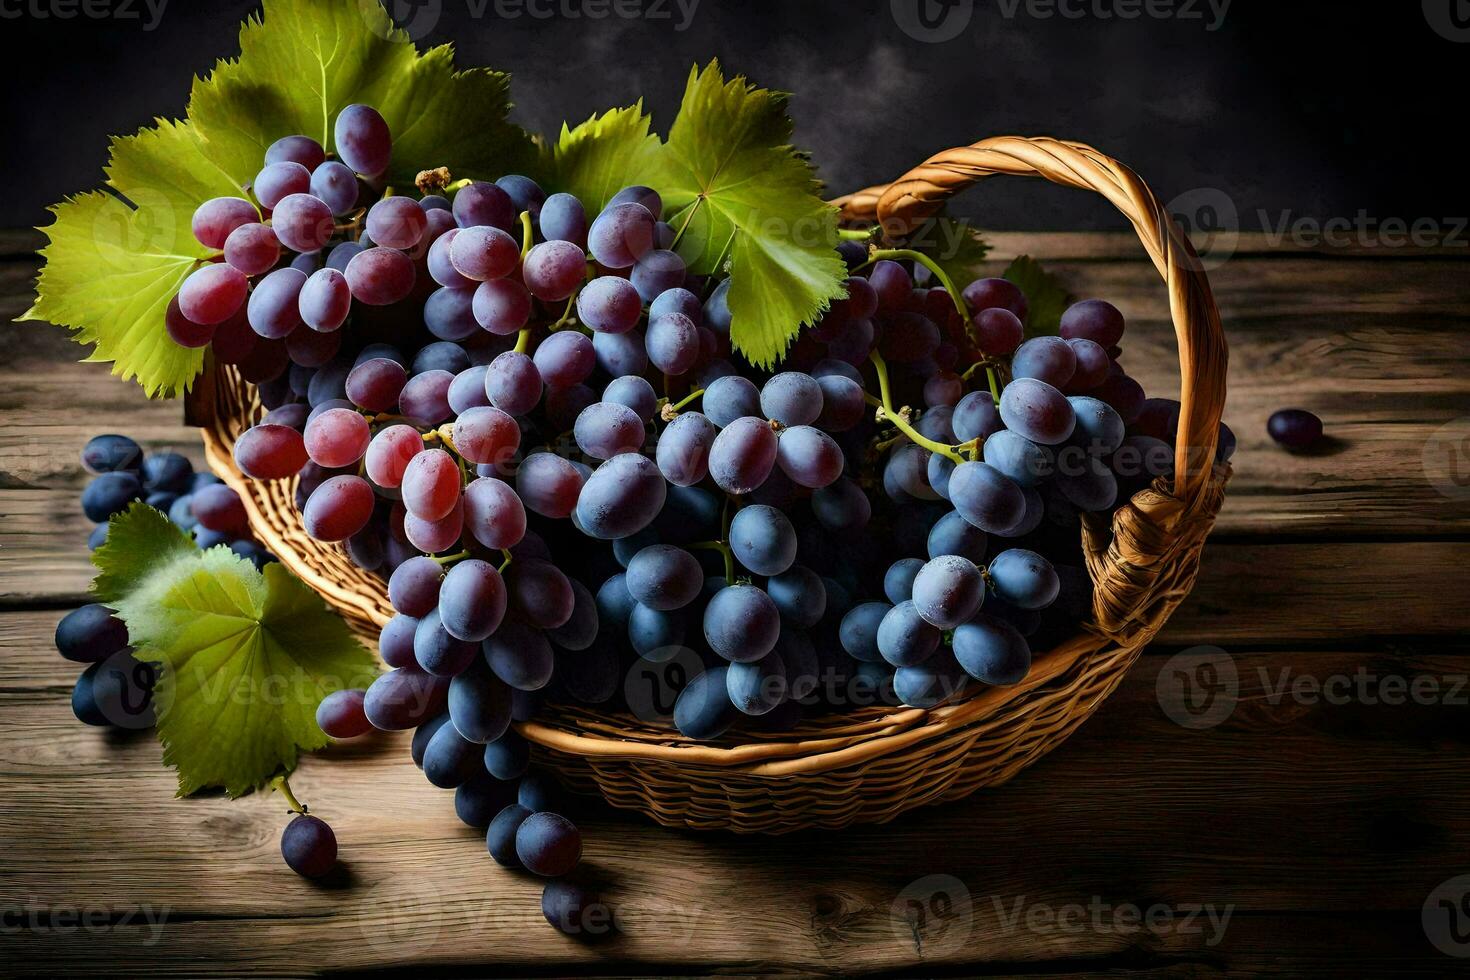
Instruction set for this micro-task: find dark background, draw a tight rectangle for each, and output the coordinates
[2,0,1464,233]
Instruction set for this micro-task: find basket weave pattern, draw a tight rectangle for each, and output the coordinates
[193,136,1229,834]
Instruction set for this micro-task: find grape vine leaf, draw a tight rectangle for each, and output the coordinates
[26,0,538,400]
[551,103,663,214]
[20,120,242,397]
[1004,254,1072,337]
[654,61,848,368]
[93,504,378,798]
[186,0,539,189]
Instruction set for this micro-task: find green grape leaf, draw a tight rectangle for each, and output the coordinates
[91,499,200,601]
[655,61,847,369]
[27,0,538,400]
[92,504,378,797]
[907,216,992,292]
[186,0,539,189]
[1004,254,1072,337]
[21,119,242,397]
[551,102,664,214]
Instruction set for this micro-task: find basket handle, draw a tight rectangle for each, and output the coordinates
[831,136,1228,508]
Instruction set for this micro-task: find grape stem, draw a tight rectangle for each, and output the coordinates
[961,356,1006,406]
[332,207,367,237]
[673,387,705,411]
[691,499,738,582]
[548,293,579,333]
[658,387,705,420]
[362,411,415,426]
[518,211,534,259]
[433,424,461,456]
[430,549,470,566]
[513,328,531,355]
[868,350,966,464]
[860,245,1003,403]
[271,774,307,815]
[690,540,735,583]
[498,549,513,574]
[838,226,880,242]
[430,425,474,492]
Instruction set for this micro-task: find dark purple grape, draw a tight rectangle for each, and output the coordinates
[587,202,655,268]
[281,814,337,879]
[366,197,428,250]
[266,135,326,170]
[962,277,1027,320]
[453,181,516,231]
[1000,378,1075,445]
[254,161,310,210]
[333,104,392,178]
[1060,299,1125,348]
[972,307,1023,355]
[1011,336,1076,388]
[539,192,588,246]
[576,276,641,334]
[316,689,371,738]
[1267,408,1323,450]
[55,604,129,664]
[310,161,359,215]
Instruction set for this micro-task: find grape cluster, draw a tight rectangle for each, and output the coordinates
[168,105,406,361]
[66,433,276,733]
[73,433,340,878]
[156,107,1239,926]
[206,117,1241,740]
[55,600,154,731]
[79,432,275,566]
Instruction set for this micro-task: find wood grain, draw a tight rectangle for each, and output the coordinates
[8,496,1468,643]
[3,232,1467,976]
[6,251,1469,537]
[1,610,1466,975]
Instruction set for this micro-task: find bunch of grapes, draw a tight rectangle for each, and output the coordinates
[55,600,155,732]
[64,433,274,732]
[129,104,1238,928]
[208,107,1241,741]
[168,103,438,389]
[79,432,275,565]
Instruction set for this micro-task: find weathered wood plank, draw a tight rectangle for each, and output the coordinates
[6,252,1469,537]
[5,500,1467,644]
[1,609,1465,975]
[1155,540,1470,645]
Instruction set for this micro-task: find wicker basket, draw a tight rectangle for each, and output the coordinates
[189,136,1229,834]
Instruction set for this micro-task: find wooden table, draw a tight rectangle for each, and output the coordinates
[3,229,1467,977]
